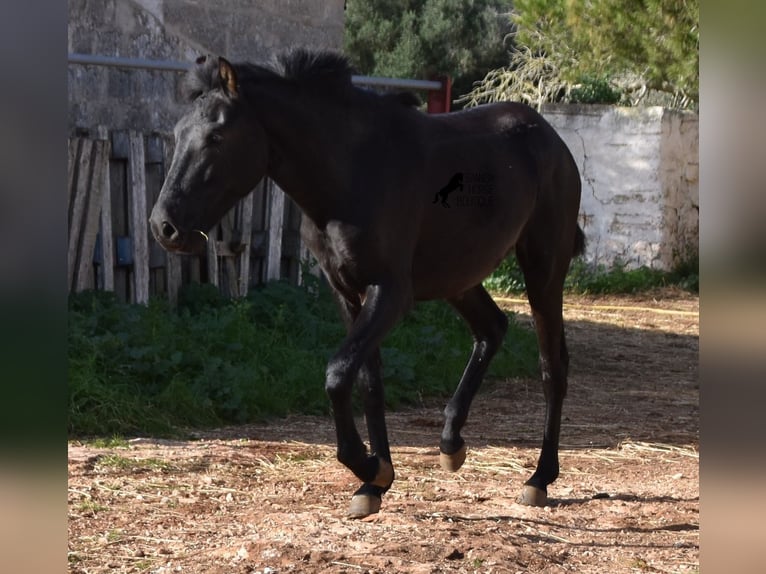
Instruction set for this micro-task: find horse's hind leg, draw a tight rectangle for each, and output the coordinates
[515,237,572,507]
[440,285,509,471]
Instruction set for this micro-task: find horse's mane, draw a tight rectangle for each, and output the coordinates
[182,49,419,108]
[278,49,354,89]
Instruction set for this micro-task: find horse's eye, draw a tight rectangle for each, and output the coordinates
[207,132,224,146]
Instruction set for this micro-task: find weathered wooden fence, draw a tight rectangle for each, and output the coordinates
[67,128,312,304]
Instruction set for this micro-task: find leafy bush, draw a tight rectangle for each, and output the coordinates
[69,281,538,437]
[483,255,699,295]
[569,75,621,105]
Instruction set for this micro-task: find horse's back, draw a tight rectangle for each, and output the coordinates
[410,102,581,300]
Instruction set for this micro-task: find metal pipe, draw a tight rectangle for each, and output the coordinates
[68,53,443,91]
[351,75,442,91]
[68,53,190,72]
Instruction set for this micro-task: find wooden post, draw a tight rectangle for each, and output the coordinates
[67,139,97,291]
[97,127,114,292]
[207,224,219,287]
[68,138,93,292]
[128,131,150,304]
[67,138,79,207]
[238,192,254,297]
[266,180,285,282]
[161,134,182,306]
[74,139,109,292]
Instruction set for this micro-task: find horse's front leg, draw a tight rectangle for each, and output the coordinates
[347,349,393,518]
[325,284,407,518]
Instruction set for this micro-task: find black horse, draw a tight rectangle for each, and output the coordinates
[150,50,585,518]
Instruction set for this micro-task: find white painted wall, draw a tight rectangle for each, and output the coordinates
[542,105,699,270]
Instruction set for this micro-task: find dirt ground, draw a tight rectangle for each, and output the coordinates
[68,289,699,573]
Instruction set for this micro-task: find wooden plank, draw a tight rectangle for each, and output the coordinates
[68,138,93,292]
[238,191,254,297]
[219,208,236,297]
[224,257,238,297]
[111,130,130,160]
[109,154,129,303]
[281,197,300,283]
[266,179,285,282]
[207,224,219,287]
[67,138,80,213]
[74,139,108,292]
[145,133,164,164]
[128,131,150,304]
[97,126,114,292]
[250,180,268,285]
[67,138,81,290]
[189,256,201,284]
[161,134,182,306]
[145,163,166,268]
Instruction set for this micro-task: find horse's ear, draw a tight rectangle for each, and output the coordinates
[218,57,238,98]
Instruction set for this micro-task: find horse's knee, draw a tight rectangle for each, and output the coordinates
[481,310,508,355]
[540,367,568,400]
[325,356,353,400]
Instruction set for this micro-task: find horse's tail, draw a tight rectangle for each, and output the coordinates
[572,225,586,258]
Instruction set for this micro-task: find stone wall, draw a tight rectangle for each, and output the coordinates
[68,0,345,133]
[543,105,699,270]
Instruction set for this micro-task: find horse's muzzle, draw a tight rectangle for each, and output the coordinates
[149,208,208,255]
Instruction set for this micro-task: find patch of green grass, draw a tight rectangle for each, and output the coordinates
[483,255,699,295]
[69,281,538,438]
[96,455,174,472]
[77,500,108,514]
[67,553,82,564]
[82,436,130,448]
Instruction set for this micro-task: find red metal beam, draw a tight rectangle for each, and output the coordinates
[427,75,452,114]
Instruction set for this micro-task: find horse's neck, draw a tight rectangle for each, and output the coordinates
[253,88,347,227]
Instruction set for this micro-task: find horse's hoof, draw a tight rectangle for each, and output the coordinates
[439,444,467,472]
[371,457,394,488]
[348,493,381,519]
[518,484,548,507]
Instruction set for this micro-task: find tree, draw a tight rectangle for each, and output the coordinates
[460,0,699,109]
[344,0,514,106]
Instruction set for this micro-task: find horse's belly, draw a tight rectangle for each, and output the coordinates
[411,201,530,300]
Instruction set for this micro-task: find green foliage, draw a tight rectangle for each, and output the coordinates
[569,75,621,105]
[69,281,537,438]
[482,256,527,294]
[462,0,698,109]
[344,0,513,106]
[483,255,699,295]
[578,0,699,105]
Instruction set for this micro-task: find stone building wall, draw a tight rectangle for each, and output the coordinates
[68,0,346,133]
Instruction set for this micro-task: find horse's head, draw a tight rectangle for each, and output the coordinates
[150,56,268,254]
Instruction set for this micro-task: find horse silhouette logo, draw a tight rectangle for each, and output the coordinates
[433,172,463,208]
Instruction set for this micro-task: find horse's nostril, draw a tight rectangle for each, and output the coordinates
[161,221,177,239]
